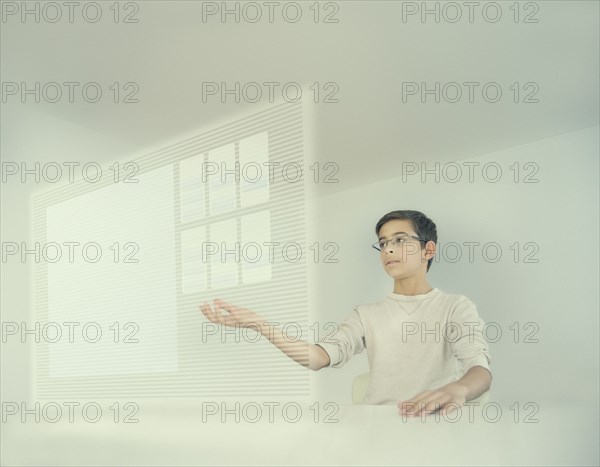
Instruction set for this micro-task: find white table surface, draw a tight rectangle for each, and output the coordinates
[2,400,598,466]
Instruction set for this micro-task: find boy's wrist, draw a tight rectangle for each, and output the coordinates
[445,381,469,400]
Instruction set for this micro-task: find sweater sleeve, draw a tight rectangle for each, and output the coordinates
[316,306,366,368]
[447,297,492,377]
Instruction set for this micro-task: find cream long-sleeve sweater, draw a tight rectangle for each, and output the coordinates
[316,288,492,405]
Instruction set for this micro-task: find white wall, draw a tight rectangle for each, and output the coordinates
[0,108,135,402]
[310,126,599,406]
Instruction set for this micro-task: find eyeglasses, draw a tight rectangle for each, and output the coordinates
[372,234,425,252]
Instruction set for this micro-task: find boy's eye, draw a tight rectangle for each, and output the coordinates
[378,236,408,249]
[392,236,407,245]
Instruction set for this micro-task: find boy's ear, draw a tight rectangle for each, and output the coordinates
[424,241,436,259]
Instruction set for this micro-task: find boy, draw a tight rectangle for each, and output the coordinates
[200,210,492,416]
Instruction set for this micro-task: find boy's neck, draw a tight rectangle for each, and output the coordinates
[392,278,433,296]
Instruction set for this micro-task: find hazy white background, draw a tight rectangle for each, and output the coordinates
[1,1,598,465]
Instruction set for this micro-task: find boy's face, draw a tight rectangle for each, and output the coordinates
[377,219,434,278]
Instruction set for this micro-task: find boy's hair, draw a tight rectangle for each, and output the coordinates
[375,210,438,272]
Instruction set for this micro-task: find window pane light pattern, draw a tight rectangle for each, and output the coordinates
[33,103,309,398]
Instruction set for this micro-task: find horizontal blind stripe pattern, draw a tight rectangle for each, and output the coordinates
[33,103,309,398]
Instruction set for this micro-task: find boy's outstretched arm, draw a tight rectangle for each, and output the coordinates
[199,299,331,371]
[397,365,492,417]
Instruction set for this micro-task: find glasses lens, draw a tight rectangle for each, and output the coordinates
[375,235,415,251]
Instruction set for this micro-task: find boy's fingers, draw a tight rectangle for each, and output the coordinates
[400,401,434,417]
[440,404,458,416]
[399,390,432,413]
[199,303,213,321]
[399,402,420,415]
[199,303,210,318]
[415,396,454,416]
[214,298,232,314]
[200,302,224,324]
[418,393,447,413]
[201,300,252,327]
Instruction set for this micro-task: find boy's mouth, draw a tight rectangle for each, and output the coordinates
[386,259,401,265]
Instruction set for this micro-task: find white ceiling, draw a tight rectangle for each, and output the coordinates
[1,1,598,196]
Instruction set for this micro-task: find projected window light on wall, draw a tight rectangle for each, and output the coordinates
[33,103,309,398]
[180,132,272,293]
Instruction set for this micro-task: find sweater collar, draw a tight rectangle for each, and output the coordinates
[388,287,440,302]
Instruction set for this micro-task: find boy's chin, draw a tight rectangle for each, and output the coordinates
[385,270,406,279]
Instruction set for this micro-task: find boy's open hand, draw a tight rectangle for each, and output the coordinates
[199,299,266,331]
[397,382,468,417]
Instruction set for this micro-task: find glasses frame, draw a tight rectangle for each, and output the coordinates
[372,234,426,252]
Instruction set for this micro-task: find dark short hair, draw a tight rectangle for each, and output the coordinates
[375,210,438,272]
